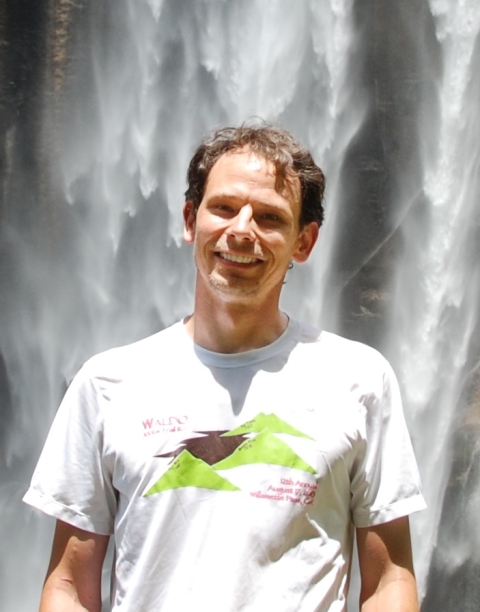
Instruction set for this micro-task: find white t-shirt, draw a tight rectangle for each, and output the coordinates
[24,319,425,611]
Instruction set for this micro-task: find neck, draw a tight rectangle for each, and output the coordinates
[185,291,288,354]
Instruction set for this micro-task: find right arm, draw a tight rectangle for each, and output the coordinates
[40,520,110,612]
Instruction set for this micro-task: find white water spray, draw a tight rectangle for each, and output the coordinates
[389,0,480,597]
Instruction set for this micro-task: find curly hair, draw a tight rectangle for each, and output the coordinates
[185,121,325,227]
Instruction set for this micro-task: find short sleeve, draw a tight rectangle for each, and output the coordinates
[23,362,117,535]
[350,356,426,527]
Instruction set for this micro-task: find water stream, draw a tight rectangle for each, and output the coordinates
[388,0,480,600]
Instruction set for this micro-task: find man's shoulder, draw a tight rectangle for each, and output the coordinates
[81,320,187,378]
[294,321,393,378]
[296,321,384,357]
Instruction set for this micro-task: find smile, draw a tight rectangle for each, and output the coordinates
[218,252,260,264]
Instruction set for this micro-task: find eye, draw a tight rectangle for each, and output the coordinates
[257,212,283,224]
[211,203,235,215]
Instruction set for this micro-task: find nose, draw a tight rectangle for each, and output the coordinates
[227,204,255,241]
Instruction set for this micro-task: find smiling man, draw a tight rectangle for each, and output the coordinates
[24,122,425,612]
[183,143,318,352]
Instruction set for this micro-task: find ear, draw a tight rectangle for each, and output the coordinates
[292,222,319,263]
[183,201,196,243]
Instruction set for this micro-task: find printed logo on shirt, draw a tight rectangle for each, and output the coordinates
[143,412,318,505]
[142,415,188,436]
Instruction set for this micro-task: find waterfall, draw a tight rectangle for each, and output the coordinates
[1,1,479,610]
[389,0,480,603]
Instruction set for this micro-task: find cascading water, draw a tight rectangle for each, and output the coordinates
[0,1,479,610]
[388,0,480,603]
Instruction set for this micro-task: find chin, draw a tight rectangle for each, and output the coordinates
[208,276,261,299]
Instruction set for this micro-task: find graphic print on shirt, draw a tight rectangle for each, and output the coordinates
[144,412,319,505]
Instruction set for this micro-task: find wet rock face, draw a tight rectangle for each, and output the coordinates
[1,1,46,221]
[334,0,438,348]
[420,362,480,610]
[423,415,480,612]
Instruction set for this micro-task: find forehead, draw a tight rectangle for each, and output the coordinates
[205,149,300,203]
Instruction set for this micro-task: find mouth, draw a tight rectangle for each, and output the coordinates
[216,252,261,265]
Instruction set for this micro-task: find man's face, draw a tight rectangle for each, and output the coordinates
[183,149,318,306]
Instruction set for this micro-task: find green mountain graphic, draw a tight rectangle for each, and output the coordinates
[213,429,316,473]
[145,450,240,496]
[223,412,313,440]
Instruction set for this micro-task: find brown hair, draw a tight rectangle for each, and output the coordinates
[185,121,325,227]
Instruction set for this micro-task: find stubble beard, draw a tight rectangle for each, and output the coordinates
[192,249,263,300]
[206,268,261,299]
[192,241,287,303]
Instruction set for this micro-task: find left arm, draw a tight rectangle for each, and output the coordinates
[357,516,419,612]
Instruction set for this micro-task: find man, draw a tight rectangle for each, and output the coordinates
[24,122,426,611]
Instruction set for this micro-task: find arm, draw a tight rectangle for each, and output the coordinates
[357,516,419,612]
[40,520,110,612]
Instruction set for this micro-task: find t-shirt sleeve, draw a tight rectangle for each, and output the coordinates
[22,362,117,535]
[350,354,426,528]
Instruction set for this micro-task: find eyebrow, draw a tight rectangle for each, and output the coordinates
[207,193,289,211]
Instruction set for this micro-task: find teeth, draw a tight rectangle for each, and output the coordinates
[220,253,257,264]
